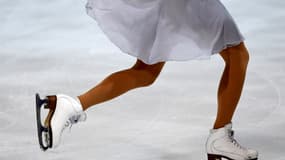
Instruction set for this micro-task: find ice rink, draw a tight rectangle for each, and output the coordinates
[0,0,284,159]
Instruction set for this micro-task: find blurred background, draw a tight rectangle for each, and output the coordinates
[0,0,284,159]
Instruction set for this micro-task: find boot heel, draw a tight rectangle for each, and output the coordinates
[43,95,57,127]
[44,95,57,110]
[207,154,222,160]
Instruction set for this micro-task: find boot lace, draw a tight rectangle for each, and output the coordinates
[227,129,245,150]
[64,112,87,132]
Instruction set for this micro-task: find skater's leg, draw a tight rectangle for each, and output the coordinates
[36,59,165,150]
[214,42,249,129]
[78,59,165,111]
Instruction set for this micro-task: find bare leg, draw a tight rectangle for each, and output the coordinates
[214,42,250,129]
[77,59,165,111]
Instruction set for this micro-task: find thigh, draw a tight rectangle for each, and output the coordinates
[219,42,249,67]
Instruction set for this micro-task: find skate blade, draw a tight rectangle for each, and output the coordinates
[35,93,57,151]
[207,154,258,160]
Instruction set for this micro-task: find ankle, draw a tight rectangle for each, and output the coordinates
[213,121,232,129]
[77,96,88,111]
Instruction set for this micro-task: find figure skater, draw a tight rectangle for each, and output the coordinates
[35,0,258,159]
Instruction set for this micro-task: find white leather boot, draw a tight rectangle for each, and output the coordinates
[206,123,258,160]
[47,94,86,148]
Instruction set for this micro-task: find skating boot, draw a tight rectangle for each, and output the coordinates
[35,93,86,151]
[206,123,258,160]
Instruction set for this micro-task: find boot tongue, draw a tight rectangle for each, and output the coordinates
[69,112,86,123]
[74,97,85,112]
[224,123,234,137]
[224,123,232,130]
[227,128,234,138]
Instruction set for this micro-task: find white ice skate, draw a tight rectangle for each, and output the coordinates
[206,123,258,160]
[35,93,86,151]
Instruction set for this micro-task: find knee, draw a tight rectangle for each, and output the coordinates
[236,48,249,70]
[125,69,160,87]
[144,72,160,86]
[225,42,250,70]
[141,66,165,86]
[131,60,165,87]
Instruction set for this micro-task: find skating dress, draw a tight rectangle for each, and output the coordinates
[85,0,244,65]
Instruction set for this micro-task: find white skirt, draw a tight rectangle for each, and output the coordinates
[85,0,244,65]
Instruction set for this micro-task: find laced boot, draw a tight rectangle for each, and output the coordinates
[206,123,258,160]
[45,94,86,148]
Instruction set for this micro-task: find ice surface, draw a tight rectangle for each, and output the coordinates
[0,0,284,159]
